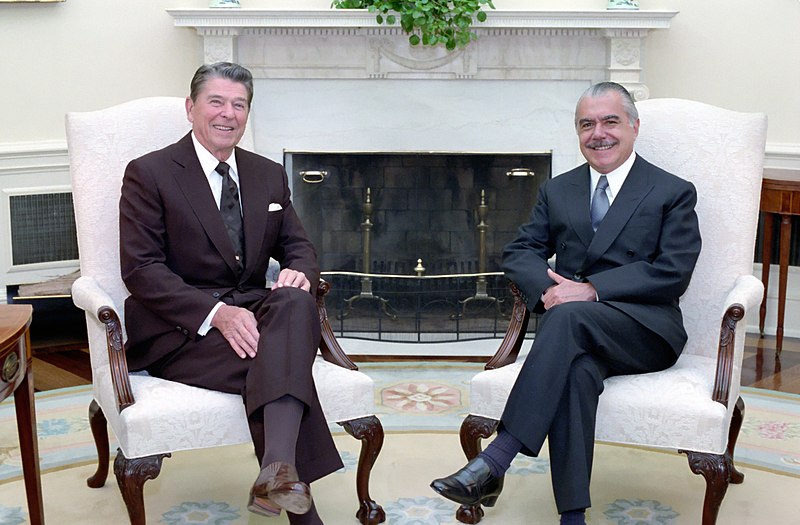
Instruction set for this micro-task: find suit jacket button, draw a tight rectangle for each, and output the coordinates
[626,250,635,257]
[212,292,220,298]
[560,242,566,250]
[182,329,189,335]
[176,326,182,331]
[573,273,582,280]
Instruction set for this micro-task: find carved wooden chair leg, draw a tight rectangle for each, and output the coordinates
[340,416,386,525]
[728,397,746,484]
[86,400,110,488]
[113,449,170,525]
[455,415,500,525]
[681,450,729,525]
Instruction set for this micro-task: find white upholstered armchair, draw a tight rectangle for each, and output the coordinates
[456,99,767,524]
[66,97,385,525]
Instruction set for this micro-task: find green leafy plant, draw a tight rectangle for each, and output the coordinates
[332,0,496,51]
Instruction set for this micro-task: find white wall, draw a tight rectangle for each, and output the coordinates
[1,0,798,149]
[0,0,199,144]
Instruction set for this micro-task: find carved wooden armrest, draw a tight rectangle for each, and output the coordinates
[710,274,765,408]
[484,281,530,370]
[316,279,358,371]
[71,276,136,413]
[97,306,136,413]
[711,303,744,408]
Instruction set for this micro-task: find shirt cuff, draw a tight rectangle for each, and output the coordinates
[198,302,224,336]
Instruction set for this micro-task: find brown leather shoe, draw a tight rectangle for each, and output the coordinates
[246,493,281,518]
[249,461,313,516]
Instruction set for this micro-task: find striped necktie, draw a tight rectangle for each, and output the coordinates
[216,162,245,270]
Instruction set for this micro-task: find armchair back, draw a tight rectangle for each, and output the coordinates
[635,99,767,361]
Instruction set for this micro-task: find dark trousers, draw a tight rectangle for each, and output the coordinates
[146,286,343,483]
[500,301,677,513]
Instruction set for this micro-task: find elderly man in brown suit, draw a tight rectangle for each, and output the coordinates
[119,62,340,524]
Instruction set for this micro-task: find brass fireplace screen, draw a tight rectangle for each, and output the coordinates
[320,272,538,343]
[288,151,550,341]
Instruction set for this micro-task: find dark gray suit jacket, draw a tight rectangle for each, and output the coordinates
[502,155,701,354]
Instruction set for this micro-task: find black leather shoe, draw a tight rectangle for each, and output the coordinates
[430,456,504,507]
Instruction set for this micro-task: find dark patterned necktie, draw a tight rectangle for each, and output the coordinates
[215,162,245,270]
[590,175,610,232]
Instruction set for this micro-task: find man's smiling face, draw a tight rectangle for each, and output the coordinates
[186,77,249,162]
[575,91,639,174]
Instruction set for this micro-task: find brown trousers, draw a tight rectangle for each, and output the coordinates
[144,286,343,483]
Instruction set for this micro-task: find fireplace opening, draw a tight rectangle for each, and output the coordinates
[286,151,549,343]
[287,151,551,273]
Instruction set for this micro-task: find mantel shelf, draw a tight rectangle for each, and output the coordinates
[166,7,675,114]
[167,8,678,31]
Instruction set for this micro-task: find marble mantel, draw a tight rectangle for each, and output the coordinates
[167,8,677,100]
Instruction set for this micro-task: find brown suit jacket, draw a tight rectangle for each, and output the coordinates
[119,132,319,370]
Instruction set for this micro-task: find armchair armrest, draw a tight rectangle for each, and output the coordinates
[71,275,118,316]
[316,279,358,371]
[484,282,531,370]
[712,274,764,407]
[71,276,136,412]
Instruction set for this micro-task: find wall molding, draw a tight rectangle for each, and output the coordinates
[765,142,800,170]
[0,140,69,175]
[2,140,797,172]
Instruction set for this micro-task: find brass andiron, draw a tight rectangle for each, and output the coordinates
[453,189,503,319]
[340,188,396,319]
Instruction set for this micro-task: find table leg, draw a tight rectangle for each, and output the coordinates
[760,213,774,336]
[777,214,791,356]
[13,366,44,525]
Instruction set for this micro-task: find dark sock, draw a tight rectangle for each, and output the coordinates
[478,429,523,477]
[560,509,586,525]
[261,394,304,467]
[288,501,323,525]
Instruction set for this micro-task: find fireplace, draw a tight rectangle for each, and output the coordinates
[167,8,677,179]
[167,7,675,345]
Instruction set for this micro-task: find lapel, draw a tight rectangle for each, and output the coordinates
[170,133,240,276]
[580,156,655,270]
[236,148,270,281]
[565,166,595,248]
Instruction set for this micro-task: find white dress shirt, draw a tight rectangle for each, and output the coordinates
[190,132,241,335]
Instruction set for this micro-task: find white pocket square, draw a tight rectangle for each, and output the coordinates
[268,203,283,211]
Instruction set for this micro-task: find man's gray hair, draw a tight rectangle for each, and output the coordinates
[189,62,254,106]
[576,82,639,126]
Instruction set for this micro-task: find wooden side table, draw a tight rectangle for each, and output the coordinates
[759,170,800,356]
[0,304,44,524]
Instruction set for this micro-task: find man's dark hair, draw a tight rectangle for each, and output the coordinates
[190,62,254,106]
[576,81,639,126]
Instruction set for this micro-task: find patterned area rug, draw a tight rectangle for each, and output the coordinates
[1,362,799,524]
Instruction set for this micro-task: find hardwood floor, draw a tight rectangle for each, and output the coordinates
[31,347,92,392]
[742,333,800,394]
[27,325,800,395]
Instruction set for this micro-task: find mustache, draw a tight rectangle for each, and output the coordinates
[586,140,617,149]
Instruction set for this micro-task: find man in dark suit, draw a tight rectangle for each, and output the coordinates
[431,82,701,525]
[119,62,340,525]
